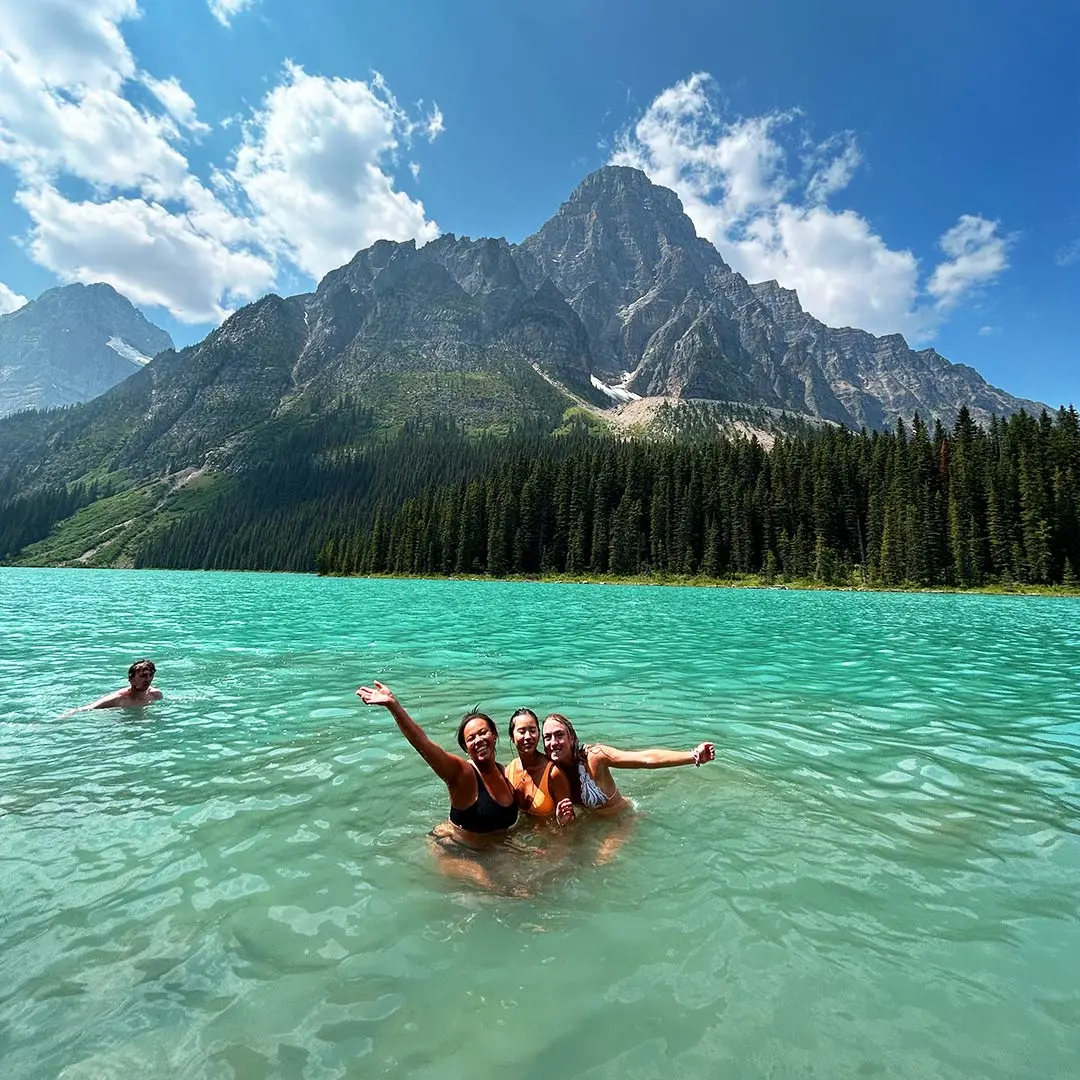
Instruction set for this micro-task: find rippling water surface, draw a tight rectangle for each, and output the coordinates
[1,568,1078,1079]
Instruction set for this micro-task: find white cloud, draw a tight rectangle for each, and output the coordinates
[208,0,257,27]
[612,73,1011,341]
[0,281,28,313]
[805,134,861,204]
[927,214,1012,311]
[727,204,923,335]
[230,62,439,281]
[0,52,192,195]
[423,104,444,141]
[0,0,137,91]
[1054,237,1080,267]
[0,4,440,322]
[18,186,275,322]
[977,325,1001,337]
[141,73,211,135]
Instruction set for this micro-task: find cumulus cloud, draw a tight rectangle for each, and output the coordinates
[0,3,440,322]
[208,0,257,27]
[0,0,137,91]
[0,281,28,313]
[612,73,1011,341]
[230,62,439,280]
[18,186,275,322]
[927,214,1012,311]
[141,73,211,135]
[0,50,192,195]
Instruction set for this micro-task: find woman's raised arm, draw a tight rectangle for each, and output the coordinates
[356,681,467,787]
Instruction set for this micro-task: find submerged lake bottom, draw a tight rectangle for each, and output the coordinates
[1,569,1078,1079]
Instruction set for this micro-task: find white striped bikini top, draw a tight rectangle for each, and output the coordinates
[578,761,610,808]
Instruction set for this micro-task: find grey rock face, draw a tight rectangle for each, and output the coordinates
[294,233,599,401]
[2,236,603,481]
[0,283,173,417]
[520,166,1047,428]
[0,167,1050,491]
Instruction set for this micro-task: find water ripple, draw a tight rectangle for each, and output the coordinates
[1,570,1078,1078]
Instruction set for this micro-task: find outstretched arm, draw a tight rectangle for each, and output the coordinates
[86,690,127,710]
[356,681,466,787]
[590,741,715,770]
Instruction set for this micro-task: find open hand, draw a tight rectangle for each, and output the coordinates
[555,798,575,826]
[356,680,397,707]
[691,742,715,766]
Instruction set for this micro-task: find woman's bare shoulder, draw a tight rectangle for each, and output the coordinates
[585,743,617,762]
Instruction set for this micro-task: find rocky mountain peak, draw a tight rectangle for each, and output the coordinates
[0,282,173,417]
[520,166,726,291]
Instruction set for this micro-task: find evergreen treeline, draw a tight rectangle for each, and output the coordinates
[0,481,104,560]
[317,407,1080,588]
[133,417,583,571]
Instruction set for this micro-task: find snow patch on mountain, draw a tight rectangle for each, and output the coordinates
[107,336,153,367]
[591,374,641,403]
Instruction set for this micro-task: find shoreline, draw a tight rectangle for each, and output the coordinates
[349,571,1080,597]
[6,564,1076,597]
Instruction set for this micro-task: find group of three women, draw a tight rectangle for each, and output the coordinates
[355,681,715,852]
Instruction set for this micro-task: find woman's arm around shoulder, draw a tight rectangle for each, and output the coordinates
[356,681,468,787]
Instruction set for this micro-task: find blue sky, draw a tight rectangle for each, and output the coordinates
[0,0,1076,408]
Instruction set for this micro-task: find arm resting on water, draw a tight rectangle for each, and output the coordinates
[589,741,715,770]
[86,690,127,710]
[356,681,467,787]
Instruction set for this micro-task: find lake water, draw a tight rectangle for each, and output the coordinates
[1,569,1078,1079]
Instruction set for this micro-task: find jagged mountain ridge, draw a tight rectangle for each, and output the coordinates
[516,166,1044,428]
[0,283,174,417]
[0,167,1050,498]
[0,241,598,489]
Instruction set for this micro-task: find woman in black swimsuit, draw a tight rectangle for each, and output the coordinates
[355,681,518,850]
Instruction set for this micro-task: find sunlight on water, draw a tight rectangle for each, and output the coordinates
[1,569,1079,1079]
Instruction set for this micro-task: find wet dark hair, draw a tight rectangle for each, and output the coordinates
[507,707,539,739]
[128,659,156,678]
[456,709,498,751]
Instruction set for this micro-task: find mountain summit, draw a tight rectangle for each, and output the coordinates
[0,283,174,417]
[518,166,1041,426]
[0,168,1051,498]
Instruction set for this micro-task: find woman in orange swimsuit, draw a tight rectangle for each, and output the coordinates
[504,708,575,825]
[542,712,715,817]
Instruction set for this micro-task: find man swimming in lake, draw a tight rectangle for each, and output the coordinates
[74,659,163,712]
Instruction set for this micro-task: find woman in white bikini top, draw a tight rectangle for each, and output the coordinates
[540,712,715,816]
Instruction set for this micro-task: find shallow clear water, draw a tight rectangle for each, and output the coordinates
[1,568,1079,1079]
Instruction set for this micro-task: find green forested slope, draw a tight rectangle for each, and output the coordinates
[313,407,1080,589]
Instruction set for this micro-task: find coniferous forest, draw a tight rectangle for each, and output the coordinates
[302,405,1079,588]
[8,405,1074,588]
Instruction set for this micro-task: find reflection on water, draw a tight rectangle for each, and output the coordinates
[1,569,1079,1079]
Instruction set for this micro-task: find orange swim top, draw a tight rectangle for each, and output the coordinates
[506,758,558,818]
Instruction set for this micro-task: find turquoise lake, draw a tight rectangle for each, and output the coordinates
[1,568,1078,1079]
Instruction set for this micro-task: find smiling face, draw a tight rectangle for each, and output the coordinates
[510,713,540,756]
[461,716,497,764]
[542,717,574,766]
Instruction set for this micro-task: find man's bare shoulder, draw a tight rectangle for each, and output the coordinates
[89,690,127,710]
